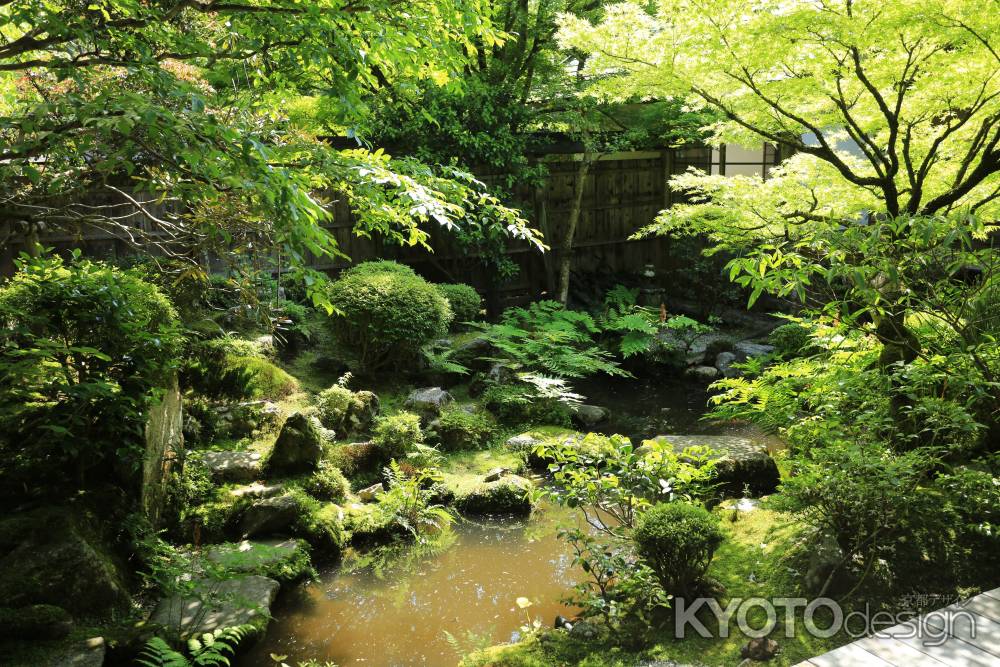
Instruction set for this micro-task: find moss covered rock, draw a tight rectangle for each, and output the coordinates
[0,604,73,640]
[455,475,534,516]
[267,411,323,473]
[204,538,313,583]
[0,508,130,616]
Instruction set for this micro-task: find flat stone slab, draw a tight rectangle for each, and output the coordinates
[200,450,263,482]
[150,574,279,640]
[204,539,305,576]
[230,482,284,499]
[653,434,765,457]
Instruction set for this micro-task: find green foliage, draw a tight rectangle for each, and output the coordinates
[327,266,453,371]
[436,283,483,325]
[0,251,181,495]
[771,443,940,594]
[480,381,573,427]
[372,412,425,461]
[377,462,455,539]
[315,384,359,430]
[767,322,815,358]
[599,285,659,358]
[1,0,538,302]
[559,528,668,627]
[434,404,497,451]
[633,502,724,597]
[342,260,418,279]
[302,463,351,503]
[474,301,625,379]
[136,625,252,667]
[183,336,298,401]
[542,434,718,537]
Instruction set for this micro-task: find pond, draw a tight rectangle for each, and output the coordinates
[241,501,582,666]
[241,377,776,666]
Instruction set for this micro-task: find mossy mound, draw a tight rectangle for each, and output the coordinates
[454,475,534,516]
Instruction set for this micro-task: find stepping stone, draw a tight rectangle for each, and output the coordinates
[230,482,284,499]
[149,575,280,640]
[204,539,309,582]
[200,451,262,482]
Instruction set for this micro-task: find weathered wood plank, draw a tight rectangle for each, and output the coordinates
[806,642,894,666]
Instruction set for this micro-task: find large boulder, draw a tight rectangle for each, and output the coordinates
[455,475,535,515]
[149,574,280,640]
[652,434,780,497]
[570,404,610,429]
[450,336,492,373]
[239,494,300,539]
[404,387,454,419]
[0,508,130,616]
[200,450,263,482]
[686,365,719,382]
[267,412,323,473]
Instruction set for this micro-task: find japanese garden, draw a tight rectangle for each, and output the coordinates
[1,1,999,666]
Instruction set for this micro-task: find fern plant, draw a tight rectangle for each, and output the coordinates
[472,300,626,378]
[136,626,252,667]
[600,285,660,358]
[377,461,455,539]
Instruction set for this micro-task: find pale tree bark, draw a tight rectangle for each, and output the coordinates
[557,151,597,304]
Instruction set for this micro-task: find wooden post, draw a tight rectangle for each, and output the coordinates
[661,149,675,209]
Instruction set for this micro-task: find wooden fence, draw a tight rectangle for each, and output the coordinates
[1,144,776,305]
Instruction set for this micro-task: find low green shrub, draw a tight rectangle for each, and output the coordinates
[372,412,424,460]
[633,502,724,597]
[0,252,182,495]
[315,384,357,428]
[436,283,482,325]
[435,404,497,451]
[327,263,452,371]
[302,462,351,502]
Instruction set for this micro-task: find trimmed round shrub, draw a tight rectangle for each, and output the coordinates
[327,264,452,371]
[372,411,424,460]
[0,253,181,494]
[342,260,417,279]
[303,463,351,502]
[436,283,482,325]
[633,502,724,597]
[768,322,814,357]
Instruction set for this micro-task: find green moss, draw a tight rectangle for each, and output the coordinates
[301,462,351,502]
[454,476,534,515]
[462,507,848,666]
[0,604,73,640]
[204,538,314,583]
[436,404,497,451]
[241,355,300,399]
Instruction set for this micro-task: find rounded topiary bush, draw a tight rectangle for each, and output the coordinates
[342,260,417,279]
[435,404,497,451]
[0,253,181,494]
[633,502,724,597]
[436,283,482,325]
[327,263,452,371]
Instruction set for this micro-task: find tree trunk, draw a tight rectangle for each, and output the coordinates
[557,153,595,304]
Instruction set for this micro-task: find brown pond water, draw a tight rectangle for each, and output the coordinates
[240,378,778,666]
[241,502,582,667]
